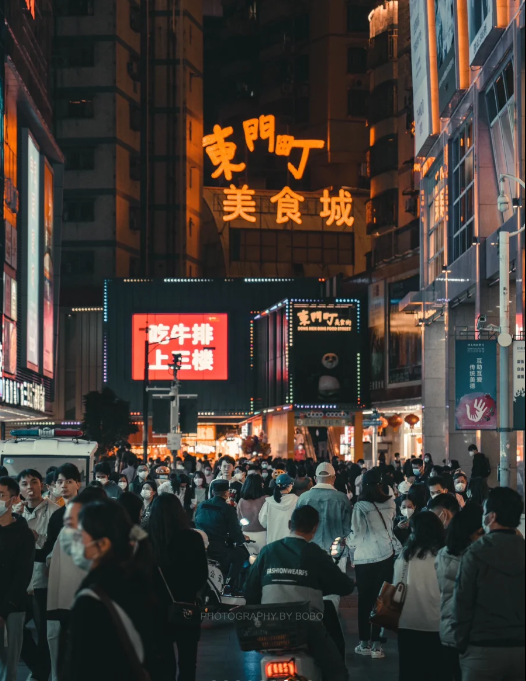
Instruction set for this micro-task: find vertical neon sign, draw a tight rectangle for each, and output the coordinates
[43,162,54,377]
[27,134,40,371]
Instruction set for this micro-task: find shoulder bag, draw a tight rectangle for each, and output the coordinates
[372,501,396,557]
[369,559,409,633]
[158,566,202,628]
[91,586,151,681]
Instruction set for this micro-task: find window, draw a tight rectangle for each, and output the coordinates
[229,229,354,266]
[370,135,398,176]
[130,153,141,181]
[188,120,193,141]
[451,119,474,261]
[64,99,94,118]
[56,0,94,16]
[129,103,141,132]
[366,189,398,232]
[427,158,447,283]
[65,147,95,171]
[63,200,95,222]
[486,60,516,218]
[61,251,95,276]
[130,5,141,32]
[295,55,309,82]
[57,42,95,67]
[347,4,370,33]
[347,88,368,118]
[369,81,397,123]
[129,206,141,231]
[347,47,367,74]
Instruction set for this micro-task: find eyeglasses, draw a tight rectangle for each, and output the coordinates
[0,492,14,500]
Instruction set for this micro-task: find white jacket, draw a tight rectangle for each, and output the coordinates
[393,553,441,632]
[259,494,298,545]
[23,498,60,590]
[349,498,401,565]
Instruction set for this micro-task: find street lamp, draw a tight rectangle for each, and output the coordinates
[496,173,525,488]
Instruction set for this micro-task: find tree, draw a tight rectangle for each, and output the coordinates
[82,387,138,456]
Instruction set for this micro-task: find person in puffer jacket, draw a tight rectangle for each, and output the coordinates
[258,474,298,544]
[435,503,483,681]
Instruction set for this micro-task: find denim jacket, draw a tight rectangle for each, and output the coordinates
[296,484,353,552]
[348,497,401,565]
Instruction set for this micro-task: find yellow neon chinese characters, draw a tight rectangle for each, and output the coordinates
[320,189,355,227]
[276,137,326,181]
[271,187,304,225]
[222,185,257,223]
[202,125,246,181]
[243,115,276,153]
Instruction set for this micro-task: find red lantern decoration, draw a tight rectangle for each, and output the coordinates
[378,417,389,435]
[404,413,420,431]
[388,414,404,431]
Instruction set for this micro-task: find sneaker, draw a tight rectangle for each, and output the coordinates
[371,647,385,659]
[354,644,372,656]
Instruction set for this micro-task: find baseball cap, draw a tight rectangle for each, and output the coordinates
[276,474,294,488]
[316,462,336,479]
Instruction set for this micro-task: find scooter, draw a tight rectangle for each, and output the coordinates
[238,537,347,681]
[200,539,256,611]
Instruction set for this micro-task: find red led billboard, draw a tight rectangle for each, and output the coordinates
[132,313,228,381]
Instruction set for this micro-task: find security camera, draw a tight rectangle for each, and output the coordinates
[476,315,487,330]
[498,181,511,213]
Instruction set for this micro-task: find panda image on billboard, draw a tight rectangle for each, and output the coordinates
[318,353,341,399]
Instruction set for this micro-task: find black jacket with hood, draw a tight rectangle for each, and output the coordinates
[452,530,525,651]
[0,514,35,619]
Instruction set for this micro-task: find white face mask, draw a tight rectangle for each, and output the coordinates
[59,527,76,556]
[262,472,269,479]
[195,479,204,487]
[141,489,153,500]
[118,482,128,490]
[401,508,414,519]
[70,537,95,571]
[412,469,421,476]
[138,471,148,480]
[96,477,109,486]
[455,482,467,492]
[483,512,493,534]
[0,500,9,517]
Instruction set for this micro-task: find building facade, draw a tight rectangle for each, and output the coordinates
[403,0,524,481]
[1,0,64,425]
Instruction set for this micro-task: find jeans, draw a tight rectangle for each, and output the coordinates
[398,629,445,681]
[0,612,25,681]
[47,620,61,681]
[354,556,394,642]
[174,626,201,681]
[21,588,50,681]
[460,645,525,681]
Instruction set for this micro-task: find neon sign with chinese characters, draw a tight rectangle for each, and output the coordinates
[296,308,354,332]
[24,1,36,19]
[132,314,228,381]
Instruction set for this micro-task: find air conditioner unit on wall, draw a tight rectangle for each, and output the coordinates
[4,179,19,214]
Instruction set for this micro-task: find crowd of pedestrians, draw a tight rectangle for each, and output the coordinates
[0,442,524,681]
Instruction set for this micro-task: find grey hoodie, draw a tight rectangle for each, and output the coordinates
[452,530,525,651]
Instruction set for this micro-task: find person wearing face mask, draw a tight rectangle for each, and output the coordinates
[46,486,107,681]
[423,453,434,473]
[16,469,59,681]
[394,497,417,545]
[204,466,214,486]
[435,503,484,681]
[452,487,525,681]
[63,501,154,681]
[130,464,152,495]
[394,512,446,681]
[192,472,208,509]
[258,474,298,545]
[453,471,469,504]
[94,462,122,500]
[44,470,65,508]
[139,481,157,528]
[428,475,465,509]
[173,473,195,519]
[428,494,460,529]
[117,475,129,493]
[0,476,35,681]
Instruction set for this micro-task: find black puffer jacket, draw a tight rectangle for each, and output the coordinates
[0,514,35,618]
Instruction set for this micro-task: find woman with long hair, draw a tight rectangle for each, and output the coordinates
[435,503,483,681]
[148,494,208,681]
[258,474,298,544]
[192,471,208,509]
[349,467,401,659]
[63,501,154,681]
[139,480,157,528]
[394,511,447,681]
[237,474,268,553]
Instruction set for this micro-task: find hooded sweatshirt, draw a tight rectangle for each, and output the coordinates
[258,493,298,545]
[452,530,525,650]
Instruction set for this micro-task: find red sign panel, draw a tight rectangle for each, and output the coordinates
[132,313,228,381]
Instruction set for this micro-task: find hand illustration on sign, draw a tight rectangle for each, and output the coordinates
[466,398,488,423]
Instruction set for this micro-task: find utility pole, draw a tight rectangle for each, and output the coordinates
[168,353,183,456]
[497,174,525,488]
[142,335,149,462]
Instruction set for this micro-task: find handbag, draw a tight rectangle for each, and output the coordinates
[369,560,409,633]
[158,567,202,627]
[92,586,151,681]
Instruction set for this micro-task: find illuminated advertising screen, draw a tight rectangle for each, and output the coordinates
[43,162,54,378]
[435,0,457,113]
[26,133,40,372]
[132,313,228,381]
[291,302,361,406]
